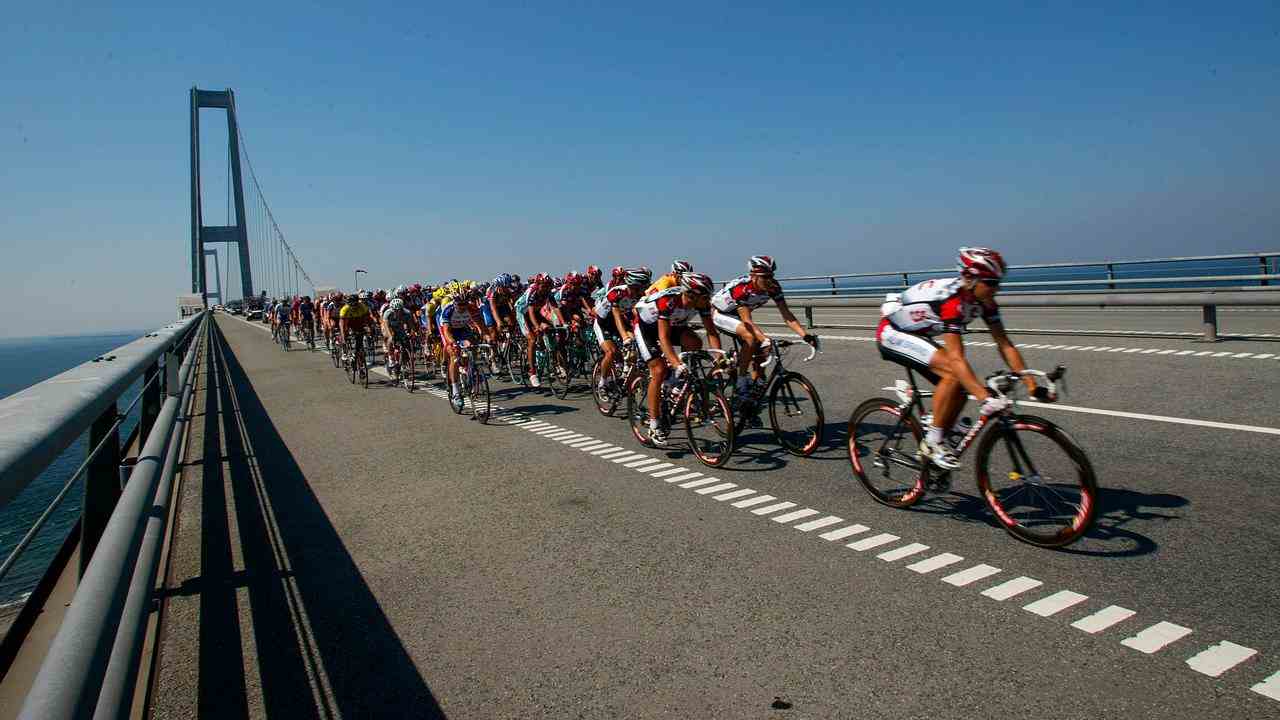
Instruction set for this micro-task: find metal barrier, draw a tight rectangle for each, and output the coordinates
[782,289,1280,341]
[2,313,207,719]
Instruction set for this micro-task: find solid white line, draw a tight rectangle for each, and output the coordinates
[651,467,690,478]
[1071,605,1136,634]
[696,482,738,495]
[906,553,964,574]
[751,501,798,516]
[664,471,704,484]
[847,533,899,551]
[1252,671,1280,701]
[980,576,1043,601]
[793,516,844,532]
[1185,641,1257,677]
[941,564,1002,587]
[1022,590,1089,617]
[679,477,723,489]
[713,488,757,501]
[877,543,930,562]
[1020,400,1280,436]
[1120,622,1193,654]
[731,495,777,508]
[772,508,821,524]
[819,525,869,541]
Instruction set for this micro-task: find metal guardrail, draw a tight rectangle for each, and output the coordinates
[0,312,206,719]
[783,289,1280,341]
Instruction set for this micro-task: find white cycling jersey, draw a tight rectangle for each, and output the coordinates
[880,277,1000,337]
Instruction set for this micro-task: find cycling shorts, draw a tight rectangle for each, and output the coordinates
[593,314,623,345]
[876,319,941,384]
[446,327,474,345]
[635,320,694,363]
[712,309,743,335]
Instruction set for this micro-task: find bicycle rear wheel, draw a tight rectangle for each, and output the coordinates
[625,372,653,446]
[848,398,927,508]
[975,414,1098,548]
[404,350,417,393]
[360,354,369,389]
[469,368,491,422]
[769,371,824,456]
[684,385,735,467]
[590,359,619,416]
[347,354,357,384]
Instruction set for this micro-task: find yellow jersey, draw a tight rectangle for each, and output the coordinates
[339,302,370,320]
[645,274,678,297]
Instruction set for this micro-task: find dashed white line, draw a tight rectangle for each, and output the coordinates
[819,525,870,541]
[847,533,900,551]
[731,495,777,509]
[713,488,757,502]
[1120,622,1193,654]
[941,564,1002,587]
[1071,605,1136,634]
[772,508,821,524]
[651,467,690,478]
[679,477,723,489]
[575,441,610,451]
[793,516,845,532]
[751,501,798,516]
[981,576,1043,601]
[625,457,664,469]
[664,471,704,484]
[642,463,675,475]
[1185,641,1258,677]
[1023,590,1089,617]
[610,452,648,463]
[1253,671,1280,701]
[877,543,930,562]
[905,553,964,574]
[695,482,739,495]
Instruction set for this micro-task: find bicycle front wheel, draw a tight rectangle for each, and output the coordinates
[625,372,653,447]
[684,385,735,468]
[847,398,927,508]
[404,351,417,393]
[769,371,824,456]
[975,414,1098,548]
[591,360,620,416]
[469,369,491,422]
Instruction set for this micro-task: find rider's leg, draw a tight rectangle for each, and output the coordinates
[927,347,963,442]
[646,357,666,430]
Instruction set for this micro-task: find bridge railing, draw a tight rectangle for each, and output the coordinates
[0,312,207,719]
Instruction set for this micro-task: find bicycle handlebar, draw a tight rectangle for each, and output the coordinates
[985,365,1066,399]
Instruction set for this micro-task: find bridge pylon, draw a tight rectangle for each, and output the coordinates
[190,87,253,304]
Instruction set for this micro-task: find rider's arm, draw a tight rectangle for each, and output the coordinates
[611,306,633,341]
[657,319,682,369]
[939,332,991,401]
[700,312,722,351]
[772,299,810,340]
[988,321,1039,395]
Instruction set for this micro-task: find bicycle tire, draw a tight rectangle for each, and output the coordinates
[847,398,927,508]
[684,384,735,467]
[555,354,577,399]
[590,360,620,416]
[625,372,654,447]
[769,371,824,456]
[975,414,1098,548]
[360,354,369,389]
[347,354,357,384]
[470,368,491,422]
[404,350,417,393]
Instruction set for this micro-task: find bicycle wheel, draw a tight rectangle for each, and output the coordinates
[470,368,491,422]
[360,354,369,389]
[769,371,824,456]
[591,359,621,416]
[975,414,1098,548]
[684,384,735,467]
[848,398,927,508]
[403,350,417,393]
[282,329,290,351]
[347,353,357,384]
[625,372,654,446]
[507,341,527,385]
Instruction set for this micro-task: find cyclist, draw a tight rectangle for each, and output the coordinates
[878,247,1053,470]
[322,292,343,348]
[633,271,722,445]
[515,274,554,387]
[711,255,819,400]
[646,260,693,297]
[297,295,315,345]
[482,274,516,345]
[381,297,417,374]
[592,266,650,394]
[339,293,374,364]
[584,265,604,294]
[273,298,291,343]
[438,285,480,405]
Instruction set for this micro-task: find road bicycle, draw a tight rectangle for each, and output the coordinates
[276,321,291,351]
[554,323,599,399]
[501,330,529,385]
[847,365,1097,548]
[449,341,491,422]
[330,332,343,368]
[344,333,370,388]
[386,331,417,393]
[716,338,823,456]
[626,349,735,467]
[591,338,641,417]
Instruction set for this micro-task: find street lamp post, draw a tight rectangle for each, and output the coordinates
[355,268,367,292]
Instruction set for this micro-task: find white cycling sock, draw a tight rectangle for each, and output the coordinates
[926,426,945,445]
[649,418,660,431]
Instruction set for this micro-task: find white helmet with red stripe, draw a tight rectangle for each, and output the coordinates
[679,271,715,296]
[957,247,1007,280]
[748,255,777,274]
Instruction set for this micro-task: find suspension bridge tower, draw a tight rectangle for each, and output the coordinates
[190,87,254,304]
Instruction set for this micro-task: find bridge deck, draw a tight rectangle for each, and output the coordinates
[147,313,1280,718]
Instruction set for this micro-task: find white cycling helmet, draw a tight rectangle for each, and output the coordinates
[957,247,1008,280]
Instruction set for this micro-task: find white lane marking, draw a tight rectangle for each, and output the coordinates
[847,533,899,551]
[696,482,739,495]
[1185,641,1257,678]
[576,441,610,451]
[751,501,798,516]
[651,467,690,478]
[1123,348,1143,353]
[642,463,675,474]
[1253,671,1280,701]
[906,553,964,574]
[819,525,870,541]
[542,430,577,438]
[1071,605,1136,634]
[1175,350,1195,356]
[1232,353,1255,359]
[563,436,594,445]
[772,508,821,524]
[941,564,1002,587]
[877,543,930,562]
[981,577,1043,601]
[591,446,626,456]
[664,471,704,484]
[522,422,552,430]
[713,488,757,501]
[1023,590,1089,617]
[611,452,648,463]
[1193,351,1213,357]
[1020,400,1280,436]
[793,516,845,532]
[679,477,723,489]
[731,495,777,508]
[1255,354,1275,359]
[599,449,636,459]
[1076,346,1096,351]
[1121,622,1193,654]
[1211,351,1232,357]
[1140,349,1160,354]
[625,457,663,469]
[555,433,585,442]
[1157,349,1177,355]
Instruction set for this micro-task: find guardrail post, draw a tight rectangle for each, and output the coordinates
[81,404,122,577]
[1106,263,1116,290]
[1201,305,1219,342]
[804,306,815,328]
[140,361,161,442]
[901,272,910,288]
[164,346,181,398]
[829,277,836,296]
[1261,256,1270,286]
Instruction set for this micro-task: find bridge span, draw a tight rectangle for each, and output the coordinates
[125,311,1279,718]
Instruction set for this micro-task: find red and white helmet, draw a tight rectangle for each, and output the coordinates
[679,271,715,296]
[748,255,777,274]
[585,265,602,282]
[671,259,693,274]
[957,247,1007,280]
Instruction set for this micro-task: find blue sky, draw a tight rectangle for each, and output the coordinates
[2,1,1277,336]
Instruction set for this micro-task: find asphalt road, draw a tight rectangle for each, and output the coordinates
[151,313,1280,718]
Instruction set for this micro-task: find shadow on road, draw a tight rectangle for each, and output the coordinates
[179,322,447,719]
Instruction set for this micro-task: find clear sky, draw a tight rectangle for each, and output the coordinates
[3,1,1277,336]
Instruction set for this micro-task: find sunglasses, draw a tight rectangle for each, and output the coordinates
[980,279,1001,289]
